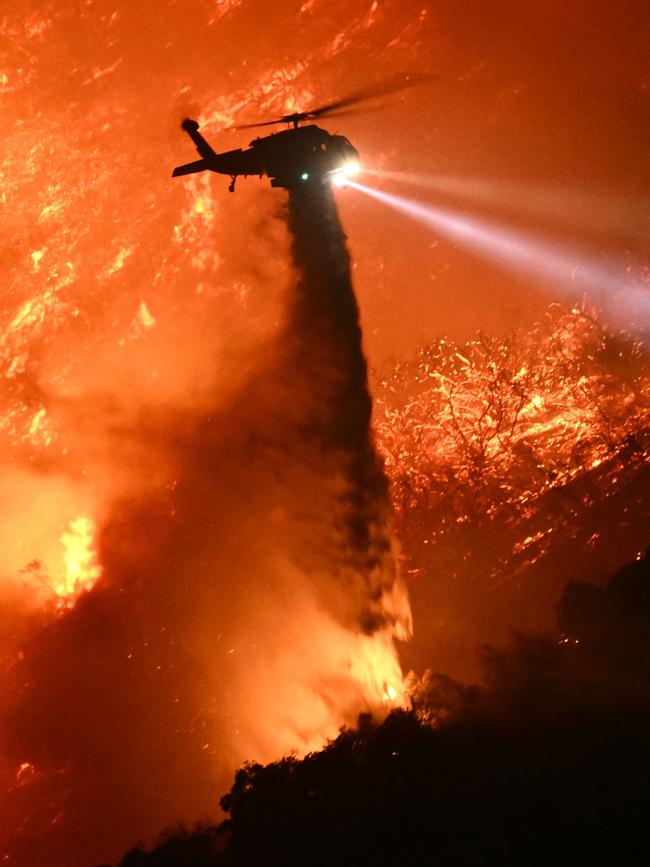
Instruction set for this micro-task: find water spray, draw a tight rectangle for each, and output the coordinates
[285,179,411,641]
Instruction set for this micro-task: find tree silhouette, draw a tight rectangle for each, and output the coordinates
[114,550,650,867]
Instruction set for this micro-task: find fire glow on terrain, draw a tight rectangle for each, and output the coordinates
[374,305,650,677]
[1,3,649,867]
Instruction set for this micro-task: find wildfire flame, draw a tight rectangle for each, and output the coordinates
[57,516,102,607]
[351,632,407,707]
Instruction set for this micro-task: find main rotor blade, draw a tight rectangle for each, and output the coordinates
[306,72,439,119]
[230,72,438,131]
[232,118,286,130]
[309,104,386,122]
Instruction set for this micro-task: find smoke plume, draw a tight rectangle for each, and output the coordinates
[0,183,409,867]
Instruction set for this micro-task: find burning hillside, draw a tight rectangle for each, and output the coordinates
[1,1,649,865]
[375,305,650,678]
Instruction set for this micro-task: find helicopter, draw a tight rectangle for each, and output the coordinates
[171,74,436,192]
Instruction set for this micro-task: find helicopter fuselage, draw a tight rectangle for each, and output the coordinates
[172,120,360,190]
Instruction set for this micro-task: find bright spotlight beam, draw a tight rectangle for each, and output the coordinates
[364,171,650,244]
[347,180,650,333]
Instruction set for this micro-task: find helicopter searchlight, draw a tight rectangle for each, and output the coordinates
[331,160,361,188]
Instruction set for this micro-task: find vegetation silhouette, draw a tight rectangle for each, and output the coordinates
[111,549,650,866]
[375,305,650,679]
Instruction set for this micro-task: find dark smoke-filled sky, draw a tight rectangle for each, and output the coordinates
[1,2,649,866]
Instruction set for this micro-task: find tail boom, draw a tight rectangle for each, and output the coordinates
[172,158,212,177]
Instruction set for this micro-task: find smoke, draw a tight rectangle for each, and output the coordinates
[0,181,409,867]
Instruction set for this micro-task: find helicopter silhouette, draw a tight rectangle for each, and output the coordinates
[172,74,435,192]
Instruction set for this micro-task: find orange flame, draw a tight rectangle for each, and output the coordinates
[57,516,101,607]
[349,631,408,708]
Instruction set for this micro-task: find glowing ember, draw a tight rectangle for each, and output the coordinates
[16,762,36,786]
[374,304,650,679]
[57,517,102,606]
[376,306,650,522]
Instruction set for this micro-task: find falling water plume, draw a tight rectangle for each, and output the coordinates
[283,180,412,640]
